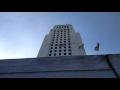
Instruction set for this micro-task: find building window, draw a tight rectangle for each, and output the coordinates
[59,27,61,28]
[56,42,58,43]
[51,44,53,46]
[69,49,71,51]
[60,44,63,46]
[61,33,62,34]
[69,53,71,55]
[55,47,57,49]
[68,46,71,48]
[59,53,61,55]
[64,50,66,52]
[64,53,66,55]
[60,37,62,38]
[55,50,57,52]
[52,42,54,43]
[55,44,57,46]
[64,41,66,43]
[64,39,66,40]
[67,26,69,28]
[62,27,63,28]
[64,47,66,48]
[59,50,61,52]
[50,50,52,52]
[60,39,62,40]
[49,54,51,56]
[51,47,53,49]
[68,41,70,42]
[64,44,66,45]
[57,27,58,28]
[68,43,70,45]
[59,47,61,49]
[54,53,56,56]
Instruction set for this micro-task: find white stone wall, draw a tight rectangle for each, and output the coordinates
[37,24,86,57]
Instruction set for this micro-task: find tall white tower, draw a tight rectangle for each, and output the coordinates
[37,24,86,57]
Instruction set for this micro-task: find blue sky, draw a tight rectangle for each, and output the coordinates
[0,12,120,59]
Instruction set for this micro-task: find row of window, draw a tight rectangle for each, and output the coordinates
[52,41,70,43]
[54,34,70,36]
[54,30,70,34]
[49,53,71,56]
[50,49,71,52]
[54,29,69,32]
[52,37,70,41]
[53,33,70,36]
[52,40,70,42]
[50,46,71,49]
[53,33,70,35]
[52,40,70,43]
[54,32,70,35]
[56,26,69,29]
[53,37,70,39]
[53,38,70,40]
[51,43,70,46]
[53,37,70,40]
[54,30,70,33]
[53,36,70,38]
[53,36,70,39]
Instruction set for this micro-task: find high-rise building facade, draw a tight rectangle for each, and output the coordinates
[37,24,86,57]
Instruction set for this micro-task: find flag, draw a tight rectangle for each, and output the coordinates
[94,42,100,51]
[79,44,84,49]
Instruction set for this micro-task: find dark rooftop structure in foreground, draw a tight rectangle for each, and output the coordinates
[0,54,120,78]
